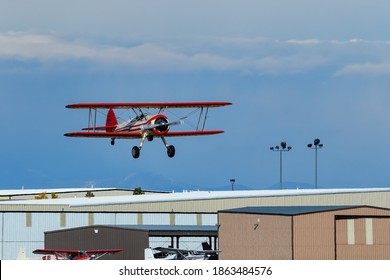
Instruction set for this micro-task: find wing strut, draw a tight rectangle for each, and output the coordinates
[196,107,209,131]
[87,108,98,132]
[202,107,209,131]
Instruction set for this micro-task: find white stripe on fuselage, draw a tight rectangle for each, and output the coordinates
[114,114,155,133]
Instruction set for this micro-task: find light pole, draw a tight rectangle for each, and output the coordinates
[307,138,323,189]
[270,141,292,189]
[230,179,235,191]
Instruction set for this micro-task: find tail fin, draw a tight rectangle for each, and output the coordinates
[144,248,156,260]
[106,108,118,132]
[16,247,27,260]
[202,242,212,250]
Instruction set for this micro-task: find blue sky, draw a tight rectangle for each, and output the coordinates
[1,1,390,191]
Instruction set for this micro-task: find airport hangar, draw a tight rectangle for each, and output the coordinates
[1,187,390,259]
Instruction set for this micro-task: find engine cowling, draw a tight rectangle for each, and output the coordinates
[152,116,169,135]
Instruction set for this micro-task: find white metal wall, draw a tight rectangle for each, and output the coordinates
[143,213,170,225]
[202,214,218,225]
[0,211,217,259]
[176,214,197,225]
[93,213,138,225]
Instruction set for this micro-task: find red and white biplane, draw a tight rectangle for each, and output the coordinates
[32,248,123,260]
[64,102,231,158]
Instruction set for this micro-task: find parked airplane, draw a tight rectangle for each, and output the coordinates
[145,243,219,260]
[64,102,231,158]
[32,248,123,260]
[16,247,41,260]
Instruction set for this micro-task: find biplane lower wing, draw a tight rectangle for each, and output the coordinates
[64,130,224,139]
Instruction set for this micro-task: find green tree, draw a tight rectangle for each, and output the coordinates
[85,191,95,198]
[133,187,145,195]
[34,192,48,199]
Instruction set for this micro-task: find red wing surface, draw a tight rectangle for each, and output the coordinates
[64,130,223,139]
[85,249,123,254]
[33,249,79,255]
[164,130,224,137]
[64,131,142,139]
[66,101,231,109]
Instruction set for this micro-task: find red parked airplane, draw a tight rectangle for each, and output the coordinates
[64,102,231,158]
[32,248,123,260]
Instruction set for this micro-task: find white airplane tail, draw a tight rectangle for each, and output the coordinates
[16,247,30,260]
[144,248,156,260]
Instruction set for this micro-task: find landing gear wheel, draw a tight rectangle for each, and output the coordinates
[111,139,115,145]
[132,146,140,159]
[167,145,175,158]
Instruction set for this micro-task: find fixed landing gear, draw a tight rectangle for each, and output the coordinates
[132,146,140,159]
[111,139,115,145]
[131,144,175,158]
[167,145,175,158]
[162,137,175,158]
[130,136,176,159]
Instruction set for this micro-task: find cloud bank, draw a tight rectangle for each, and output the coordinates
[1,32,390,76]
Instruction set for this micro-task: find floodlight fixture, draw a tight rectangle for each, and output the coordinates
[307,138,324,189]
[270,141,292,189]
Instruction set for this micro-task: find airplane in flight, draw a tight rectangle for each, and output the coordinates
[32,248,123,260]
[64,101,231,158]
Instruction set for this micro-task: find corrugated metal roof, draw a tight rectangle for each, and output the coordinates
[219,205,367,215]
[1,188,390,207]
[118,225,218,237]
[46,224,218,237]
[118,224,218,232]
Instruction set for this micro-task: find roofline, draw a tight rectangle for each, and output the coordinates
[44,224,218,237]
[0,187,168,198]
[1,188,390,207]
[218,205,390,216]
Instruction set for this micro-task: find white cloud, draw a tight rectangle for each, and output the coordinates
[336,62,390,76]
[0,32,94,60]
[253,55,328,75]
[2,32,390,76]
[286,39,322,45]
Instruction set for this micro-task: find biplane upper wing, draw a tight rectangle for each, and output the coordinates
[66,101,232,109]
